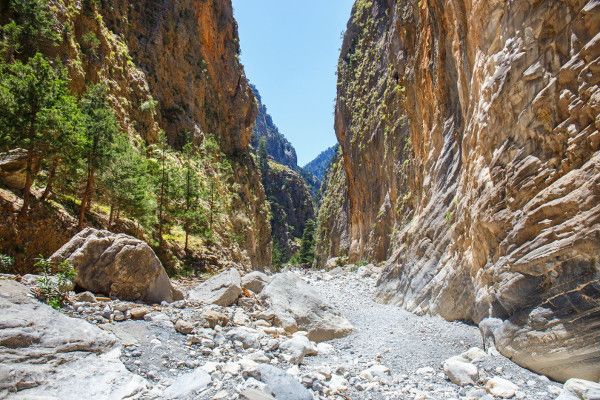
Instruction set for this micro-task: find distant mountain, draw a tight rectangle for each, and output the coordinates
[250,85,298,169]
[302,145,338,196]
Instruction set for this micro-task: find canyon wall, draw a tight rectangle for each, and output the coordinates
[0,0,271,268]
[319,0,600,381]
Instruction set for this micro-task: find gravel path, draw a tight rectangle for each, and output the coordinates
[298,267,564,399]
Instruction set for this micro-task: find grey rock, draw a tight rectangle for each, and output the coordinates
[240,388,276,400]
[188,268,242,306]
[557,379,600,400]
[74,291,96,303]
[257,364,314,400]
[0,280,154,399]
[163,369,211,399]
[443,356,479,386]
[50,228,182,304]
[261,272,353,342]
[242,271,272,294]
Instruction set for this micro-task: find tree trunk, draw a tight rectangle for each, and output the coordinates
[185,230,189,253]
[41,157,59,201]
[19,150,35,218]
[108,203,114,226]
[78,166,95,229]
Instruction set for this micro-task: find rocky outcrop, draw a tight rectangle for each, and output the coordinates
[0,280,153,399]
[250,85,298,169]
[0,149,38,190]
[319,0,600,382]
[265,161,315,260]
[261,272,353,342]
[315,154,350,266]
[302,145,338,196]
[50,228,182,303]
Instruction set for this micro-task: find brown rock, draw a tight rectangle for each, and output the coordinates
[130,307,150,320]
[318,0,600,382]
[175,319,194,335]
[202,309,230,328]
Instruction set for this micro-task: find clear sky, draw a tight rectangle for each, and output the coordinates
[233,1,355,166]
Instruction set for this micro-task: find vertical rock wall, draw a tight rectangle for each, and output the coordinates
[319,0,600,381]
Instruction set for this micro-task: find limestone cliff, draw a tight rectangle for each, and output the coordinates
[319,0,600,382]
[250,85,298,169]
[0,0,271,269]
[265,161,315,261]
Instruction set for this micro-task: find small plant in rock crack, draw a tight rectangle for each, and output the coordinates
[0,254,14,273]
[33,256,76,309]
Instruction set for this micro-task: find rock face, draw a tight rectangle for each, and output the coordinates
[0,149,38,190]
[261,272,353,342]
[250,85,298,169]
[0,0,271,270]
[302,145,338,196]
[188,268,242,307]
[50,228,181,304]
[318,0,600,382]
[265,161,316,260]
[242,271,272,294]
[0,280,152,399]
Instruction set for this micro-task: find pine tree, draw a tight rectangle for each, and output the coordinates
[257,137,269,183]
[298,219,316,265]
[0,53,85,216]
[99,135,156,229]
[78,84,120,228]
[178,136,210,252]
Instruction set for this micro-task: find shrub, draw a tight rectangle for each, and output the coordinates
[34,256,76,309]
[81,31,100,56]
[0,254,14,273]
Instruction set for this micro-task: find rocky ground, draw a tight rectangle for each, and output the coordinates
[1,265,592,400]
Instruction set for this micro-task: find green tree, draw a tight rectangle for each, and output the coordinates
[178,137,209,252]
[78,84,120,228]
[99,135,156,229]
[1,0,60,60]
[257,137,269,183]
[0,53,84,216]
[297,219,316,265]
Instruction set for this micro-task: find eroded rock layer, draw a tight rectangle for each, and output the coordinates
[319,0,600,381]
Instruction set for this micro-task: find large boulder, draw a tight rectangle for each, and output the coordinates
[188,268,242,306]
[257,364,314,400]
[242,271,272,293]
[556,379,600,400]
[50,228,181,304]
[0,149,38,190]
[261,272,353,342]
[0,280,154,399]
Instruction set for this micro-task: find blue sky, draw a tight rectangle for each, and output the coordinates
[233,1,355,166]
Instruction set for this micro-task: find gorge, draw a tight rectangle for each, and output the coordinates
[0,0,599,399]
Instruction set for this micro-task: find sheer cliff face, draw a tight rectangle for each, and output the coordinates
[46,0,270,267]
[321,0,600,381]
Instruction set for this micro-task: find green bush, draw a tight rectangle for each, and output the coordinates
[34,256,76,309]
[81,31,100,56]
[0,254,14,273]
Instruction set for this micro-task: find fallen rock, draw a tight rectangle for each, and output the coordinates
[50,228,182,304]
[443,356,479,386]
[163,368,211,399]
[557,379,600,400]
[202,309,229,328]
[175,319,194,335]
[242,271,272,293]
[0,280,153,399]
[279,334,317,365]
[225,326,262,349]
[240,388,276,400]
[257,364,314,400]
[261,272,353,342]
[130,307,150,320]
[188,268,242,306]
[74,291,96,303]
[485,377,519,398]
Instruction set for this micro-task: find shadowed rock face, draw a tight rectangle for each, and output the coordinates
[319,0,600,381]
